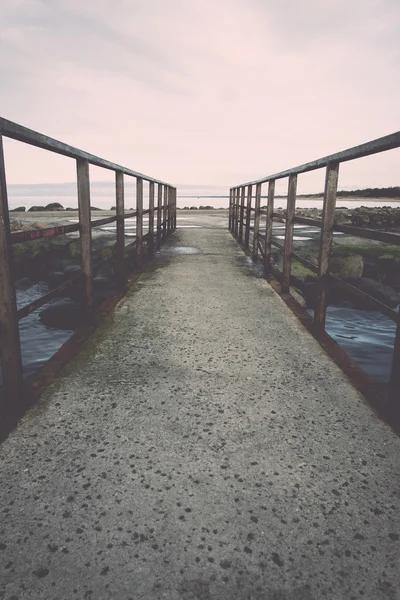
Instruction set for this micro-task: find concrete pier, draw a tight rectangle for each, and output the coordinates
[0,221,399,600]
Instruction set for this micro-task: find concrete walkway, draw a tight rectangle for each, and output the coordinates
[0,226,399,600]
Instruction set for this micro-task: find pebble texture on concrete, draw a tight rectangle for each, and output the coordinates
[0,226,399,600]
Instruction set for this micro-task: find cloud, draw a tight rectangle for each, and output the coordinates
[0,0,399,195]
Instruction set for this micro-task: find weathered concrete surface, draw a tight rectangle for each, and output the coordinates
[0,225,399,600]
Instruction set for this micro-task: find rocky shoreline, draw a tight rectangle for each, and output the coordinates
[9,205,400,328]
[270,207,400,310]
[10,211,132,329]
[277,205,400,230]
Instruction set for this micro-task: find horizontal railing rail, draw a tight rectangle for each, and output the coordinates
[229,131,400,421]
[0,118,177,417]
[0,118,170,186]
[233,131,400,187]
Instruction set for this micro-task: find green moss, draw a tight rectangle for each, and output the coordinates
[291,260,315,279]
[332,245,400,259]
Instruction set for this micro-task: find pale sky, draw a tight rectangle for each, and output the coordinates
[1,0,399,201]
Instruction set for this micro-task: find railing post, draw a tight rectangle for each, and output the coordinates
[281,174,297,294]
[313,162,339,331]
[387,316,400,422]
[157,183,162,249]
[148,181,155,256]
[167,185,172,235]
[0,135,23,412]
[252,182,261,261]
[77,158,93,312]
[264,179,275,276]
[163,185,168,239]
[115,170,125,288]
[233,188,238,238]
[174,188,177,230]
[170,187,175,233]
[244,184,252,250]
[228,189,233,232]
[239,186,245,243]
[174,187,177,231]
[136,177,143,268]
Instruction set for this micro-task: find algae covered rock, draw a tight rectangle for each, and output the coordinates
[39,299,84,330]
[330,253,364,279]
[347,278,400,308]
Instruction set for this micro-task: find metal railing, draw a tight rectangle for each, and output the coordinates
[229,131,400,418]
[0,118,177,414]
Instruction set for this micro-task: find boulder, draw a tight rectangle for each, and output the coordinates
[44,202,64,211]
[47,271,68,288]
[28,206,46,212]
[290,287,306,307]
[68,240,81,258]
[39,299,84,329]
[29,222,47,230]
[9,219,24,232]
[330,253,364,279]
[347,278,400,308]
[10,206,26,212]
[290,260,317,284]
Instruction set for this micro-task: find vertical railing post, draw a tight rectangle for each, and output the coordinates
[0,135,23,412]
[170,187,175,232]
[163,185,168,239]
[115,170,125,288]
[174,188,177,230]
[244,185,252,250]
[167,185,172,235]
[148,181,155,256]
[229,189,233,232]
[252,182,261,261]
[313,162,339,331]
[233,188,239,238]
[239,186,245,243]
[77,158,93,312]
[281,174,297,294]
[231,188,235,234]
[387,316,400,422]
[157,183,162,249]
[136,177,143,268]
[264,179,275,276]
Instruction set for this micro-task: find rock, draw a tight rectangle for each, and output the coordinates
[330,253,364,279]
[99,244,116,260]
[301,282,319,307]
[29,222,47,230]
[290,260,317,284]
[91,207,103,211]
[63,264,81,278]
[39,299,84,329]
[44,202,64,211]
[68,240,81,258]
[47,271,68,288]
[9,219,24,232]
[290,287,307,307]
[347,278,400,308]
[334,210,352,225]
[10,206,26,212]
[15,277,33,290]
[28,206,46,212]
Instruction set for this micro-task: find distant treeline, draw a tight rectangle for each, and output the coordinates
[302,187,400,199]
[337,187,400,198]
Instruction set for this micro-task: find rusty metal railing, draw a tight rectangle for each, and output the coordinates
[229,131,400,420]
[0,117,177,415]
